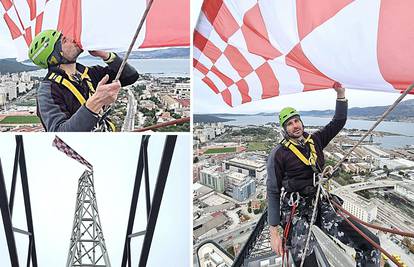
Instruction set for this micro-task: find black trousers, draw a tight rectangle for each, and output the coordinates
[281,196,380,267]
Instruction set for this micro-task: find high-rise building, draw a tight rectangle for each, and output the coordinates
[340,192,377,223]
[200,165,225,193]
[395,182,414,202]
[225,171,256,201]
[222,157,266,181]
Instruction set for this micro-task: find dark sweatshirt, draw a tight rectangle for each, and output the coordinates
[267,100,347,226]
[37,54,139,132]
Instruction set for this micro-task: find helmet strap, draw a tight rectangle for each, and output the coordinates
[47,36,77,67]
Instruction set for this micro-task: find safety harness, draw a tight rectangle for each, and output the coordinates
[47,67,116,132]
[279,134,319,266]
[280,134,318,173]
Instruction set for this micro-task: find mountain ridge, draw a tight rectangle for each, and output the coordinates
[195,99,414,123]
[0,48,189,74]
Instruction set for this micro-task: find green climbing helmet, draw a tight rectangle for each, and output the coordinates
[28,29,61,69]
[279,107,300,126]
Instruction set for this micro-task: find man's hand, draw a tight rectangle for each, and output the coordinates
[269,225,284,256]
[88,50,110,61]
[333,82,345,99]
[85,75,121,113]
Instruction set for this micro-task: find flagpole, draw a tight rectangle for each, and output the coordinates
[98,0,155,127]
[114,0,155,81]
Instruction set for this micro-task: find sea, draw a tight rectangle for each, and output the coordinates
[29,58,189,78]
[220,115,414,150]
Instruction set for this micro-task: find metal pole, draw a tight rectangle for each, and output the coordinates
[328,83,414,179]
[0,159,20,267]
[121,137,147,267]
[16,135,38,267]
[99,0,155,124]
[138,135,177,266]
[143,137,151,218]
[9,140,20,215]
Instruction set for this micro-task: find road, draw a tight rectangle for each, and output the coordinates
[121,89,137,131]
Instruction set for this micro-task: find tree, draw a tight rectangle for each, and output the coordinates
[248,207,252,213]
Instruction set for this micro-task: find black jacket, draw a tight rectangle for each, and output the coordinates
[37,54,139,132]
[267,100,347,226]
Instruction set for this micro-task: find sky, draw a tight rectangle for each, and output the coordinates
[191,0,414,114]
[0,133,191,267]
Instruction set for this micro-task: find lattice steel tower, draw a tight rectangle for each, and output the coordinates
[66,170,111,267]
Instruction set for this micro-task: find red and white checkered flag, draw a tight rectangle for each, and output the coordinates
[52,135,93,171]
[0,0,189,61]
[194,0,414,107]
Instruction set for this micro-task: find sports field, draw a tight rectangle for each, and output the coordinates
[0,116,41,124]
[247,142,267,151]
[204,147,237,154]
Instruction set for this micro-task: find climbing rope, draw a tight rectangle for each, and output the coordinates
[299,82,414,267]
[324,83,414,181]
[334,204,404,267]
[299,167,332,267]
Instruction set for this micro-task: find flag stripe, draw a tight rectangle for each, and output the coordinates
[23,26,31,45]
[220,88,232,106]
[241,4,281,59]
[235,79,252,104]
[193,58,209,75]
[27,0,36,20]
[140,0,189,48]
[210,66,233,87]
[296,0,353,40]
[57,0,82,47]
[286,43,334,92]
[34,12,43,35]
[194,30,222,64]
[203,76,220,94]
[3,13,21,39]
[223,44,253,78]
[0,0,12,11]
[255,62,279,99]
[203,0,239,42]
[377,0,414,90]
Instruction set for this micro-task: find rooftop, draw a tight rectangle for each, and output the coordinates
[227,157,265,169]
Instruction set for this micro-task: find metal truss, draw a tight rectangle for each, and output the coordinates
[233,210,273,267]
[66,170,111,267]
[233,209,331,267]
[0,135,37,267]
[121,135,177,267]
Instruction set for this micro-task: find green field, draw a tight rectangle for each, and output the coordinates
[0,116,41,124]
[247,142,268,151]
[204,147,237,154]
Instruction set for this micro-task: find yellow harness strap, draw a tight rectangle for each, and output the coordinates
[282,135,318,167]
[48,73,86,105]
[80,67,96,95]
[48,70,116,132]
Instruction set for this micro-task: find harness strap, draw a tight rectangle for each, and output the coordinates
[80,67,96,94]
[281,135,318,169]
[48,73,86,105]
[282,203,297,267]
[47,71,116,132]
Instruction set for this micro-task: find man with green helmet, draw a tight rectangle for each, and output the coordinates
[28,29,139,131]
[266,86,381,266]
